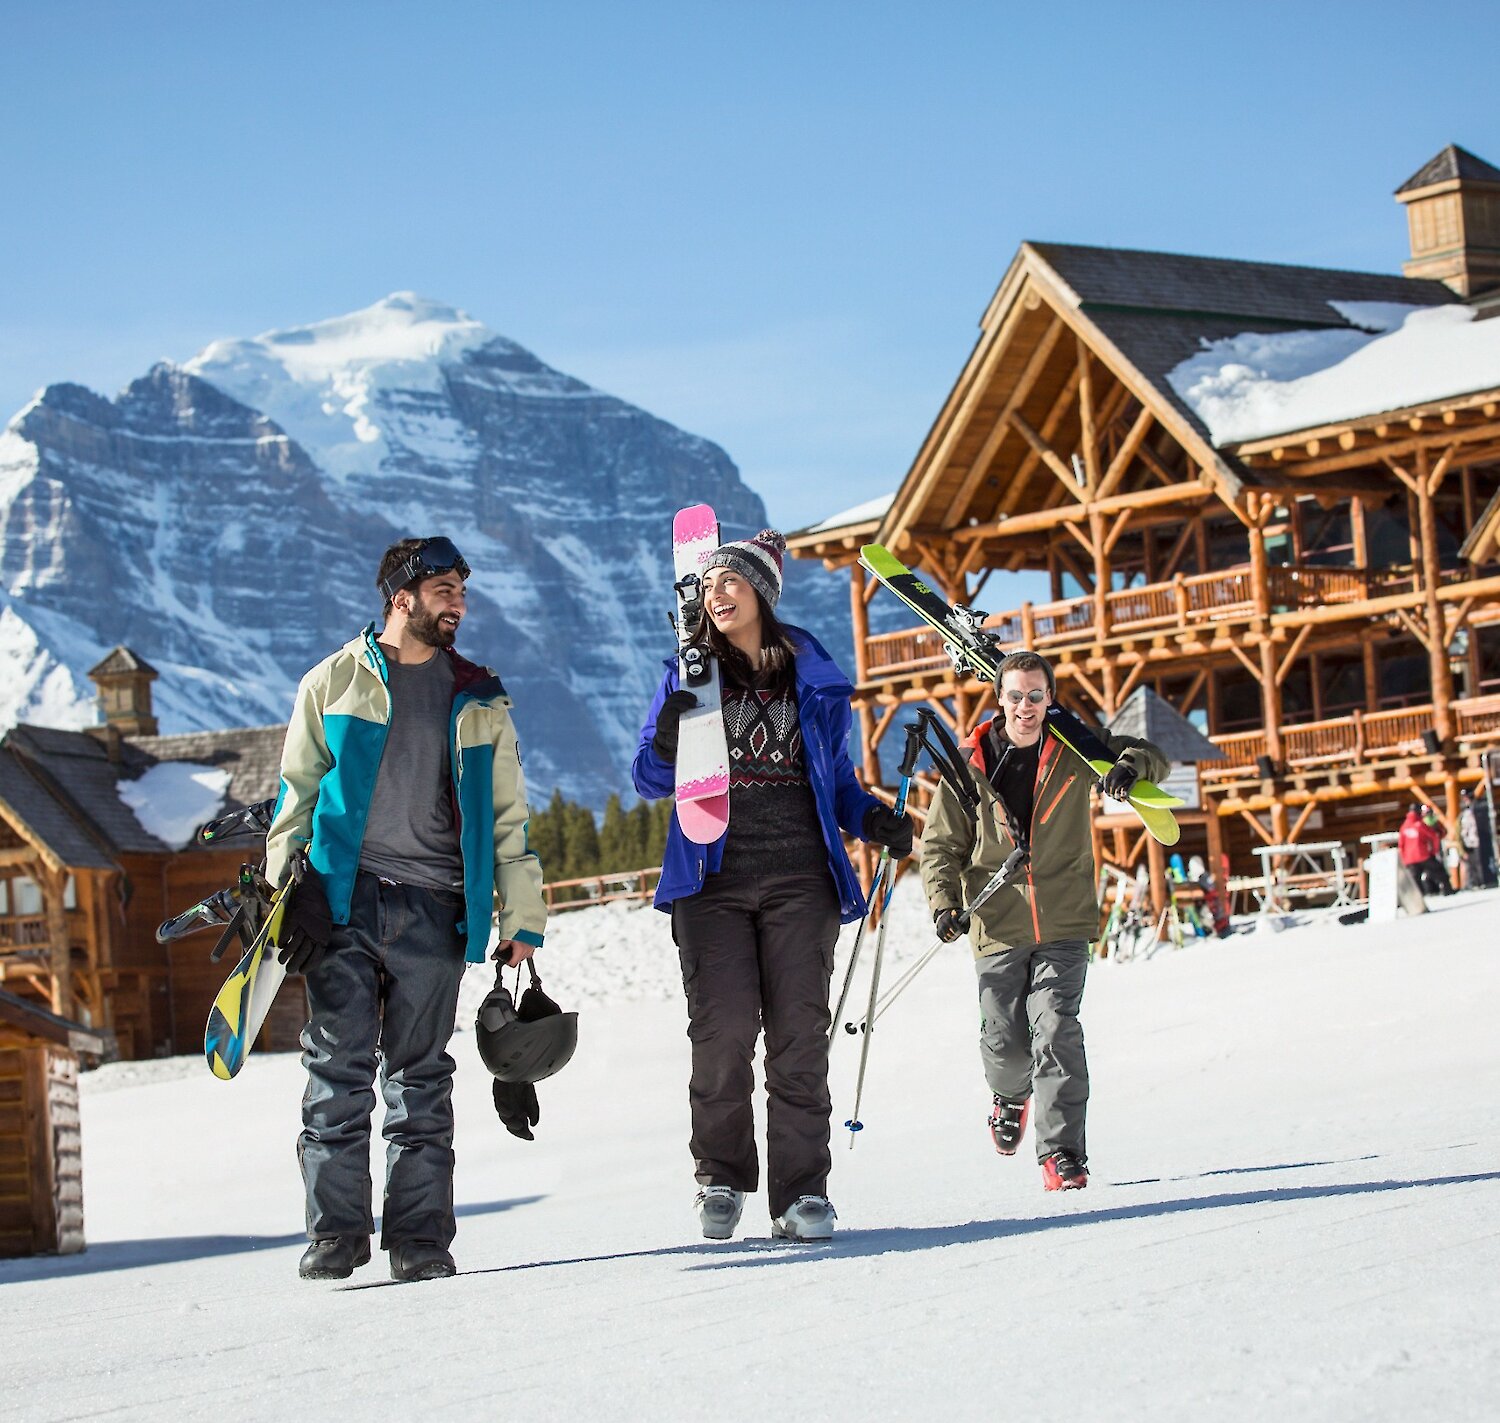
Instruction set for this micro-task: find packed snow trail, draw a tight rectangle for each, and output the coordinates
[3,881,1498,1421]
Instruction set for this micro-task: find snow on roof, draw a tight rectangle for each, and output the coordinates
[116,761,231,850]
[799,492,894,536]
[1168,303,1500,446]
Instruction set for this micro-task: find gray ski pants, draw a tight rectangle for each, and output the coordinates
[671,872,841,1218]
[299,871,468,1249]
[975,938,1090,1163]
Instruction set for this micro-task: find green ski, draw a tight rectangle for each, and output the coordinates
[859,543,1182,845]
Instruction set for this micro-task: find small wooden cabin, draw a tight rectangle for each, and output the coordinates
[0,989,104,1257]
[0,649,303,1059]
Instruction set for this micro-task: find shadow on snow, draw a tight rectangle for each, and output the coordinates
[0,1195,544,1283]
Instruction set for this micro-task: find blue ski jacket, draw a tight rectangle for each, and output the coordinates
[632,625,881,923]
[266,625,547,963]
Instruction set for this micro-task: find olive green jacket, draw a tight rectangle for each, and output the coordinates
[919,716,1168,956]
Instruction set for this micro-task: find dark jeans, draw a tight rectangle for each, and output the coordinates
[1413,857,1453,897]
[299,871,467,1249]
[671,872,841,1218]
[975,939,1090,1163]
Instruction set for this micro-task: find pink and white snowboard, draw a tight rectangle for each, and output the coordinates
[671,504,730,843]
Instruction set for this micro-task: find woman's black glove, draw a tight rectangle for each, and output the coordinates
[275,867,333,976]
[1101,761,1139,800]
[492,1079,540,1141]
[651,690,699,763]
[863,803,914,859]
[935,907,970,943]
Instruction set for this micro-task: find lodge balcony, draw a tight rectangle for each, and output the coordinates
[1201,694,1500,787]
[862,562,1486,682]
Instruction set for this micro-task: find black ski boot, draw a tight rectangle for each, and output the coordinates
[987,1095,1030,1156]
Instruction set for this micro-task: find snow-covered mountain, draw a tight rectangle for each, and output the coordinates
[0,295,852,805]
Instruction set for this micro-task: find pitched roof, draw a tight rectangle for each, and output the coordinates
[1030,242,1459,449]
[1107,686,1223,764]
[1396,144,1500,195]
[0,745,118,868]
[124,725,285,811]
[88,645,158,679]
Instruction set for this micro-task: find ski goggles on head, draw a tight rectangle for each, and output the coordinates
[1001,689,1048,706]
[379,537,472,600]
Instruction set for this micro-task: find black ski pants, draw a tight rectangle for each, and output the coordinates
[299,871,468,1250]
[671,871,841,1218]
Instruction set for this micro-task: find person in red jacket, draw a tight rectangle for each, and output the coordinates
[1398,805,1450,897]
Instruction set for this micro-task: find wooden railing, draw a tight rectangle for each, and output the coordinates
[864,563,1380,679]
[543,867,662,912]
[1203,697,1500,782]
[0,914,51,948]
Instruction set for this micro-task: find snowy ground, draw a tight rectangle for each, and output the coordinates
[4,879,1498,1421]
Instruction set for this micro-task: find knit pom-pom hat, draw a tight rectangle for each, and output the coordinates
[704,529,787,608]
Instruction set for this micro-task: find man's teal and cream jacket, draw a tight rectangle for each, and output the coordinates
[265,627,546,963]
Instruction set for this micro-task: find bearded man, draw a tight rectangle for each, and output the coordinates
[265,537,546,1281]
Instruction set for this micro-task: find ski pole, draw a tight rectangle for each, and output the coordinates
[844,720,922,1143]
[828,860,885,1040]
[844,844,1030,1035]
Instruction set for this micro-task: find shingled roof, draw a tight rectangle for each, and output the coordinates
[1396,144,1500,194]
[0,745,118,869]
[1107,686,1223,765]
[1029,242,1459,449]
[124,726,285,813]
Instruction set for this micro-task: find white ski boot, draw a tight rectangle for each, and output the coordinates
[771,1195,837,1241]
[696,1186,746,1240]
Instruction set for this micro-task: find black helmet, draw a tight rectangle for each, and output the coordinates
[475,966,578,1084]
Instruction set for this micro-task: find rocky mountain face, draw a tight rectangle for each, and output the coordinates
[0,295,854,806]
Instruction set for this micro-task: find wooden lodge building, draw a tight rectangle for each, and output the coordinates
[0,649,298,1061]
[791,144,1500,886]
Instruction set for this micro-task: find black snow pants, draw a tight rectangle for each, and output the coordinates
[671,871,841,1218]
[298,871,468,1250]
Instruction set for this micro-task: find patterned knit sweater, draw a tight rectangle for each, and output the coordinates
[717,679,827,876]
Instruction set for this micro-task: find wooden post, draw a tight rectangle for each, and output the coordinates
[850,561,883,788]
[1146,832,1168,935]
[1259,638,1284,764]
[1415,449,1456,740]
[1090,509,1109,642]
[1076,335,1100,489]
[1362,635,1381,711]
[39,866,73,1021]
[1350,498,1369,570]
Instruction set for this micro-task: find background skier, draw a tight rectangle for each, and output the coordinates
[920,650,1167,1191]
[1399,804,1450,897]
[633,529,911,1242]
[265,536,546,1282]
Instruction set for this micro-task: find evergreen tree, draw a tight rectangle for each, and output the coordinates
[530,787,569,884]
[598,793,635,873]
[564,802,601,880]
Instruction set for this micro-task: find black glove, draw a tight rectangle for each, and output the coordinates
[275,867,333,976]
[863,803,914,859]
[935,907,970,943]
[492,1078,540,1141]
[651,690,699,763]
[1101,760,1139,801]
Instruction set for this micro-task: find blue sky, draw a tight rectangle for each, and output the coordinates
[1,1,1496,528]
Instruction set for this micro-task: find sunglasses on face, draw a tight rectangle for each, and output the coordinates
[1002,689,1048,706]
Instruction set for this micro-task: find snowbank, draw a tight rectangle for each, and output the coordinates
[1168,302,1500,444]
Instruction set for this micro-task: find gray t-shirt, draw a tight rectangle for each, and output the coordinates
[358,648,465,892]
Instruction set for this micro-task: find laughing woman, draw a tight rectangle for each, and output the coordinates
[633,529,912,1243]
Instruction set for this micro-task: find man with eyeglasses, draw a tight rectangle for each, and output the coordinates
[920,650,1167,1190]
[265,536,546,1281]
